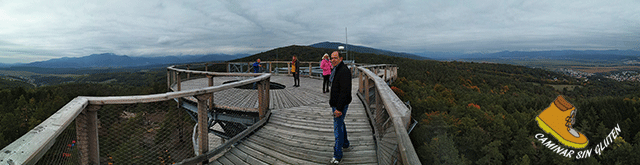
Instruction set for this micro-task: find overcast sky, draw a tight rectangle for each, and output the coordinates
[1,0,639,63]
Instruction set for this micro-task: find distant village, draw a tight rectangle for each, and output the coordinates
[554,68,640,82]
[604,71,640,82]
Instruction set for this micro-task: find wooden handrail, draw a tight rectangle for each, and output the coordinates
[85,74,270,105]
[358,65,421,165]
[0,66,272,165]
[0,97,89,164]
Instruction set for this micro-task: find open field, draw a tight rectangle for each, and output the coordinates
[0,70,81,78]
[465,59,640,73]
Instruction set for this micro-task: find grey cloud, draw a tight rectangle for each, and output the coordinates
[0,0,639,63]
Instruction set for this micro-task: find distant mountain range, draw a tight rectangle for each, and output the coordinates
[418,50,640,61]
[7,53,250,69]
[309,42,430,60]
[3,44,639,70]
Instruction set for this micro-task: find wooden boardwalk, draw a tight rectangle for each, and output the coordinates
[176,76,330,110]
[180,76,377,164]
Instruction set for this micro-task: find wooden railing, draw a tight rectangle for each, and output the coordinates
[0,65,271,165]
[227,61,324,78]
[1,62,421,165]
[358,64,421,165]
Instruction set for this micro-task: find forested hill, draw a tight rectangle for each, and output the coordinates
[2,44,640,164]
[309,41,430,60]
[235,45,640,164]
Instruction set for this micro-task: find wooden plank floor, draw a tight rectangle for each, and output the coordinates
[172,75,376,164]
[207,77,377,165]
[174,75,330,110]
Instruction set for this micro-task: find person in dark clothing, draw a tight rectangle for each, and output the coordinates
[252,59,261,73]
[291,56,300,87]
[328,51,352,164]
[252,59,262,89]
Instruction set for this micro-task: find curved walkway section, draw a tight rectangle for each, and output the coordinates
[180,76,377,164]
[175,76,329,110]
[210,78,376,164]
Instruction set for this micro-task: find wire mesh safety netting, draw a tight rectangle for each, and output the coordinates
[35,100,196,165]
[98,101,195,165]
[35,121,81,165]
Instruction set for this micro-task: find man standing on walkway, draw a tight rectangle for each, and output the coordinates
[329,51,351,164]
[253,59,262,89]
[252,59,262,73]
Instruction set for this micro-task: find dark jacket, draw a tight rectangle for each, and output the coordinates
[292,59,300,73]
[252,62,261,73]
[329,61,352,112]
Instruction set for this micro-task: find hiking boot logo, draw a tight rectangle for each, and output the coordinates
[536,95,589,149]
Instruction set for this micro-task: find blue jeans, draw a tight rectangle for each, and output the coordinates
[333,105,350,160]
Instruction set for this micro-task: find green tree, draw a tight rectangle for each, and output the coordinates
[429,134,469,165]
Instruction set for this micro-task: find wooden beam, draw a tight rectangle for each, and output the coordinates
[208,75,214,109]
[85,105,101,165]
[84,74,271,105]
[167,69,171,91]
[195,94,211,164]
[177,72,182,91]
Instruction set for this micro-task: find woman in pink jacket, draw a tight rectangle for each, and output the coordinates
[321,53,332,93]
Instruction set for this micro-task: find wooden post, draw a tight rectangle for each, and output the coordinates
[266,77,270,112]
[208,75,214,109]
[205,63,208,72]
[186,65,190,79]
[195,94,211,164]
[364,75,370,105]
[394,67,398,81]
[359,70,363,93]
[258,78,270,119]
[227,63,230,73]
[269,62,272,73]
[76,105,101,165]
[287,63,291,75]
[374,67,378,76]
[375,89,382,119]
[167,69,171,91]
[384,65,388,82]
[177,72,181,91]
[308,63,312,78]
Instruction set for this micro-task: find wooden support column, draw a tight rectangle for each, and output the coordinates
[76,105,101,165]
[173,71,177,88]
[394,67,398,81]
[364,76,370,105]
[359,70,364,93]
[374,67,378,76]
[167,69,171,91]
[308,63,312,77]
[186,65,190,79]
[258,78,270,119]
[375,89,382,118]
[268,62,272,73]
[177,72,181,91]
[384,66,388,82]
[195,94,211,164]
[287,63,291,75]
[208,75,214,109]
